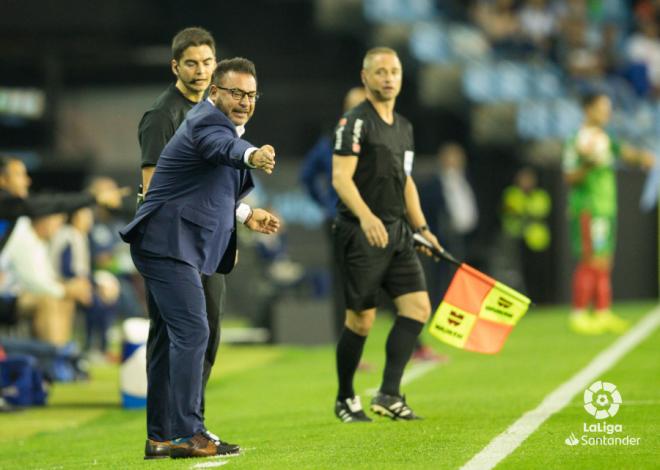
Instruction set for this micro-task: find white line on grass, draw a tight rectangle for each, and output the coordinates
[190,459,229,468]
[461,306,660,470]
[364,361,439,396]
[402,361,438,387]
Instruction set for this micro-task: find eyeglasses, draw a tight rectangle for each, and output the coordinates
[217,86,260,102]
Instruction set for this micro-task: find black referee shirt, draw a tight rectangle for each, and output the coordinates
[138,84,197,168]
[333,100,415,224]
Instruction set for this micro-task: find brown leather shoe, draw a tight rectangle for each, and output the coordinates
[170,432,217,459]
[144,439,171,460]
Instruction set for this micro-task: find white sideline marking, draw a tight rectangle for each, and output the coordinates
[402,361,438,387]
[189,449,253,469]
[461,307,660,470]
[191,460,228,468]
[364,361,438,396]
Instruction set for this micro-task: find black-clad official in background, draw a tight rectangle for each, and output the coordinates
[332,47,443,422]
[136,27,235,455]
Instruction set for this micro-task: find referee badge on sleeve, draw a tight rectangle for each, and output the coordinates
[404,150,414,175]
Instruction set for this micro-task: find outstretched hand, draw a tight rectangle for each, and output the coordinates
[245,208,280,234]
[249,145,276,175]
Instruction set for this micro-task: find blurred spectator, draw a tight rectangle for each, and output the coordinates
[472,0,528,56]
[634,0,659,23]
[300,86,366,338]
[419,143,478,306]
[626,17,660,95]
[557,14,604,79]
[50,207,120,359]
[88,177,143,320]
[0,156,96,345]
[1,213,91,345]
[500,167,553,302]
[518,0,560,54]
[50,208,94,281]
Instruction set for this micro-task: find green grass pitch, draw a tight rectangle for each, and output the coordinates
[1,302,658,469]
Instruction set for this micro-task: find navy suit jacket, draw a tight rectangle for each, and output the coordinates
[120,100,255,275]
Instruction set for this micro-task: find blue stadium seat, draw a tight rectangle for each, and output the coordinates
[552,99,582,139]
[496,62,530,102]
[531,66,563,99]
[464,61,534,103]
[517,101,550,139]
[363,0,437,24]
[629,102,654,140]
[409,22,451,64]
[447,23,490,63]
[463,61,495,102]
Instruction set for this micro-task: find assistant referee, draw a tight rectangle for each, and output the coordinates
[332,47,442,422]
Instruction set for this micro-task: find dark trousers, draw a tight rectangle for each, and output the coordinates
[131,246,209,440]
[200,272,225,417]
[326,220,346,339]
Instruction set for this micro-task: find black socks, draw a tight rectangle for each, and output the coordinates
[380,316,424,397]
[336,316,425,401]
[336,327,367,401]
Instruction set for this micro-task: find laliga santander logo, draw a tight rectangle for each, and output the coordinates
[564,381,639,447]
[583,381,622,420]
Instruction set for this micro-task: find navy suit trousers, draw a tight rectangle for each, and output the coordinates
[130,245,209,440]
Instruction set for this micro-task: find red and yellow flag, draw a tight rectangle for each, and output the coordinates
[429,264,531,354]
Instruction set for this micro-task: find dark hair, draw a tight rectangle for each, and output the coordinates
[171,27,216,61]
[212,57,257,86]
[581,91,608,109]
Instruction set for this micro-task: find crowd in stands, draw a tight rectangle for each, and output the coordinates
[365,0,660,144]
[469,0,659,98]
[0,156,142,409]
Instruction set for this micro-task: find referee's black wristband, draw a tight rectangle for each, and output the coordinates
[414,224,429,234]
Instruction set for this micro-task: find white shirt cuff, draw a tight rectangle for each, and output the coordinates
[236,203,252,224]
[244,147,258,168]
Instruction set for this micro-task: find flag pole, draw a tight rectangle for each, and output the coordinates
[413,233,462,267]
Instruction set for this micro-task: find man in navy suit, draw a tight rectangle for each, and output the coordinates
[120,58,279,459]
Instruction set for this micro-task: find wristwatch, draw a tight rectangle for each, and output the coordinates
[414,224,429,234]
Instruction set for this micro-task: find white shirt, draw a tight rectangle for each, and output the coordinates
[627,34,660,87]
[206,97,254,223]
[0,217,65,298]
[440,169,478,234]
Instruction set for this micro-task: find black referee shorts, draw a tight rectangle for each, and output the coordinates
[333,217,427,312]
